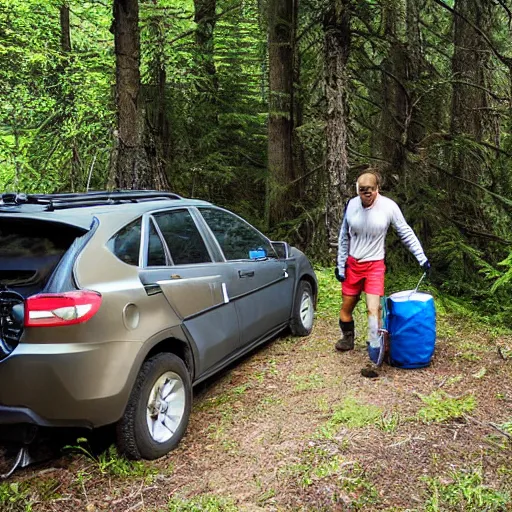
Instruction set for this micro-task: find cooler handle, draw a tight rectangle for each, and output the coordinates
[409,272,427,297]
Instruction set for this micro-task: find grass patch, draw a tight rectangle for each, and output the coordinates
[167,494,238,511]
[65,440,156,479]
[282,443,380,509]
[423,468,510,512]
[0,482,32,512]
[289,372,325,392]
[417,391,476,423]
[317,397,383,438]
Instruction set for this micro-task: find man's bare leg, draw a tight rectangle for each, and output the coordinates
[366,293,382,362]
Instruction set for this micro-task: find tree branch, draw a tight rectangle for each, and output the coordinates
[168,2,243,46]
[439,211,512,245]
[428,161,512,208]
[432,0,512,68]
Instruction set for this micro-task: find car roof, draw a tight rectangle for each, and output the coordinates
[0,191,214,230]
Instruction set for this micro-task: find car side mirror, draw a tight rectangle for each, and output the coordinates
[271,241,290,259]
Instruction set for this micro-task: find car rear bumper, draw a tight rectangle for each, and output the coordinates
[0,340,142,428]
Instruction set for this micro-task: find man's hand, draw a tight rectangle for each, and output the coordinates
[422,260,431,276]
[334,267,345,282]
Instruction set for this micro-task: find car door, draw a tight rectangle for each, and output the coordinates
[196,207,294,347]
[137,208,240,378]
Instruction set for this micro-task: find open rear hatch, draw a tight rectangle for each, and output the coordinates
[0,217,86,359]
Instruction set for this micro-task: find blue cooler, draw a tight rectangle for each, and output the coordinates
[387,289,436,369]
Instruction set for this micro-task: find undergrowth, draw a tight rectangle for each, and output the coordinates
[167,494,238,511]
[417,391,476,423]
[423,468,510,512]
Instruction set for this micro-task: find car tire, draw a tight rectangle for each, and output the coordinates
[290,280,315,336]
[116,352,192,460]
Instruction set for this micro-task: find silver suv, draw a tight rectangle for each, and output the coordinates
[0,191,317,460]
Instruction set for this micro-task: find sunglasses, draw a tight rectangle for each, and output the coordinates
[358,186,376,194]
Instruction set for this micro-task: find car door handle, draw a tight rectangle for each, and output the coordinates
[238,270,255,278]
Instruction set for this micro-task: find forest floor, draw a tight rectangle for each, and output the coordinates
[1,270,511,512]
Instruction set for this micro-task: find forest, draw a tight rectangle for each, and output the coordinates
[1,0,512,325]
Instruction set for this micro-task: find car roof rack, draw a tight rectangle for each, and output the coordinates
[0,190,182,211]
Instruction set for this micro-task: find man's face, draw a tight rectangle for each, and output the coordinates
[357,175,378,207]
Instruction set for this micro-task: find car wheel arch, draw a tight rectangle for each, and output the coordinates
[124,329,196,410]
[294,274,317,310]
[143,337,195,379]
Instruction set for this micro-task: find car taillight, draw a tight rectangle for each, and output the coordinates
[25,290,102,327]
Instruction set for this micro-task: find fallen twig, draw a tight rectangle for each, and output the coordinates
[489,422,512,440]
[465,415,512,441]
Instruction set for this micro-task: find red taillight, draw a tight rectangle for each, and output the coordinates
[25,290,102,327]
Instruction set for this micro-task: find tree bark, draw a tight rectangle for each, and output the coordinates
[379,0,407,185]
[59,3,81,191]
[60,4,71,53]
[451,0,492,181]
[324,0,351,251]
[141,13,172,191]
[193,0,218,97]
[113,0,152,189]
[267,0,296,228]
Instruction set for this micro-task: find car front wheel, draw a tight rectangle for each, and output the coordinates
[290,280,315,336]
[117,352,192,460]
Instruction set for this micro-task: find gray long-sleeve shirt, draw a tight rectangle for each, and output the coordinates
[337,194,427,274]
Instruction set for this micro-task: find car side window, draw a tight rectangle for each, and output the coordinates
[147,219,168,266]
[199,208,276,261]
[153,209,211,265]
[107,219,141,266]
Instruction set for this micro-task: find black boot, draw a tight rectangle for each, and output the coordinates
[335,320,355,351]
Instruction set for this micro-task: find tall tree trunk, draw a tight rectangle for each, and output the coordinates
[451,0,491,181]
[405,0,426,148]
[324,0,351,253]
[112,0,152,189]
[292,0,307,201]
[193,0,218,97]
[379,0,408,187]
[59,3,81,191]
[267,0,296,228]
[141,13,172,190]
[60,4,71,53]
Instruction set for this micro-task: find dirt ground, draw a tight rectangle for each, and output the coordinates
[1,311,511,512]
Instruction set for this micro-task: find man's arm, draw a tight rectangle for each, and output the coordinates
[391,202,427,265]
[336,210,350,278]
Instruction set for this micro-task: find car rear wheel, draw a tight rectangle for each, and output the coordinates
[116,353,192,460]
[290,280,314,336]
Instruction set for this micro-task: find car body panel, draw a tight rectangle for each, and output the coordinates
[229,258,294,346]
[139,264,240,378]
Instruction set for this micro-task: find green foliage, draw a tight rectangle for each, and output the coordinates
[317,397,383,439]
[417,391,476,423]
[65,438,156,479]
[314,266,341,320]
[167,494,238,511]
[280,445,379,507]
[423,469,510,512]
[0,482,32,512]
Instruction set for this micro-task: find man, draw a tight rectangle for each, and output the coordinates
[335,170,430,359]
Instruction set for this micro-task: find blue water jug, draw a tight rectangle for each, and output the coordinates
[387,288,436,369]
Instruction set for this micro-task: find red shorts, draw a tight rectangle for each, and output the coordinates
[342,256,386,296]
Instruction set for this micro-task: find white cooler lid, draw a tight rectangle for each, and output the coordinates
[389,290,433,302]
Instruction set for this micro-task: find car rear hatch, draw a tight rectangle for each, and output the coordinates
[0,216,88,359]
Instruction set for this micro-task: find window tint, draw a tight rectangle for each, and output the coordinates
[199,208,275,261]
[147,220,167,266]
[153,210,211,265]
[107,219,141,266]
